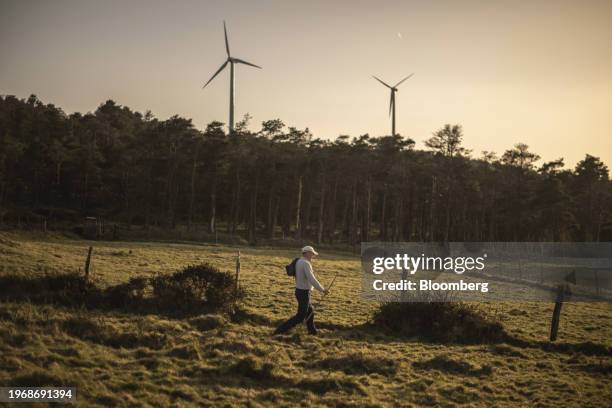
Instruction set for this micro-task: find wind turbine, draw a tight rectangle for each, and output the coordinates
[372,73,413,136]
[203,21,261,134]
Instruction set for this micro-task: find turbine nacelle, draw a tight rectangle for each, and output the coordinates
[202,21,262,89]
[372,74,413,91]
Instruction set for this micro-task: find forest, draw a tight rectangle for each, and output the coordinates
[0,94,610,243]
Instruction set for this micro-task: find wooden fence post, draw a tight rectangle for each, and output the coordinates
[84,246,93,283]
[549,284,565,341]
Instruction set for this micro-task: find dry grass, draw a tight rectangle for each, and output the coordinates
[0,231,610,407]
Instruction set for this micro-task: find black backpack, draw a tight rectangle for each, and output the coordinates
[286,258,299,276]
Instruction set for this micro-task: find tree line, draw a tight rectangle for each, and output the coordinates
[0,94,610,243]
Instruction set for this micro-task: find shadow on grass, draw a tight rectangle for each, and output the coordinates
[504,336,612,357]
[330,322,612,359]
[185,356,368,397]
[233,304,612,359]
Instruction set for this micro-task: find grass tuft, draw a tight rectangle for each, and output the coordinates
[229,356,278,380]
[10,370,68,387]
[188,314,227,331]
[413,354,493,377]
[312,353,398,376]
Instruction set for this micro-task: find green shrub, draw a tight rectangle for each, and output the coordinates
[372,302,505,344]
[104,277,149,308]
[0,263,242,317]
[151,263,243,315]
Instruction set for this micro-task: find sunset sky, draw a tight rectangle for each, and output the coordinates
[1,0,611,167]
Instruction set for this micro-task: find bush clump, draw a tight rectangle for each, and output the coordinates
[372,302,506,344]
[104,277,149,308]
[0,263,242,318]
[151,263,243,315]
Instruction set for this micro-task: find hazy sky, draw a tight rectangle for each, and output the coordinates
[1,0,611,167]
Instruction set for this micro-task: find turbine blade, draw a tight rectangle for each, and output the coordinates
[389,92,394,116]
[224,21,231,57]
[203,60,229,88]
[233,58,262,69]
[394,73,414,88]
[372,75,392,89]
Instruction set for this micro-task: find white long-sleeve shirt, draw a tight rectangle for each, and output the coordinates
[295,257,325,292]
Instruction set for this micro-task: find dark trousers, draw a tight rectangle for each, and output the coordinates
[275,288,317,334]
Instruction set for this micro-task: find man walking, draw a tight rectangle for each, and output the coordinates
[274,246,327,335]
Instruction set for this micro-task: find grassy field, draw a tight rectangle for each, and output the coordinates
[0,232,610,407]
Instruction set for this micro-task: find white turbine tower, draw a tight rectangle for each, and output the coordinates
[203,21,261,134]
[372,73,413,136]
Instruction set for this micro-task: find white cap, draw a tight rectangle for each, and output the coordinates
[301,246,319,255]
